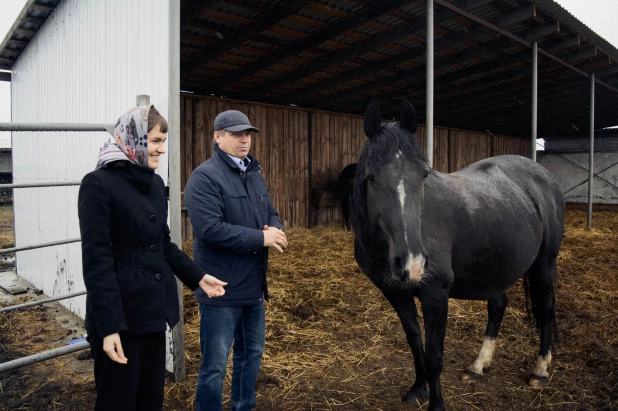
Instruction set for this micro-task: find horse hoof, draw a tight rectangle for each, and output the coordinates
[402,385,429,404]
[461,369,483,384]
[528,374,549,388]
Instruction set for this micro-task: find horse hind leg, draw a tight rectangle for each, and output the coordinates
[461,293,508,384]
[525,258,558,388]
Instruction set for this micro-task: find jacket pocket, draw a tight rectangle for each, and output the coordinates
[223,191,250,226]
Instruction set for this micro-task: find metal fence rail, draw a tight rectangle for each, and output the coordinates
[0,181,81,189]
[0,290,87,314]
[0,341,90,373]
[0,122,114,135]
[0,238,81,255]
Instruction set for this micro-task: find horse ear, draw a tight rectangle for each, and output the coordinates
[364,100,382,139]
[400,100,418,134]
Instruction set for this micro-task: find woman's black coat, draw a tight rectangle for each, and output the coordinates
[78,162,204,338]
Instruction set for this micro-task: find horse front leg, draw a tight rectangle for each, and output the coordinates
[420,290,449,411]
[382,291,428,404]
[461,293,508,383]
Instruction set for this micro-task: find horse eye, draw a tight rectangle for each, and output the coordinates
[423,172,429,179]
[366,175,376,183]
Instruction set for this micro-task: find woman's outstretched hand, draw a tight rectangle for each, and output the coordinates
[199,274,227,298]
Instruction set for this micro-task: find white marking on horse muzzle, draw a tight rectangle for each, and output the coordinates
[406,253,425,282]
[467,337,496,375]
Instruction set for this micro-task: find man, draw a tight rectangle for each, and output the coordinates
[184,109,288,411]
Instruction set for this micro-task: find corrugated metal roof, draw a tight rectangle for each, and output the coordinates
[531,0,618,61]
[0,0,60,70]
[1,0,618,138]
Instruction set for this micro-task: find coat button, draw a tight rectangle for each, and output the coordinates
[149,215,157,222]
[140,187,147,195]
[154,273,162,281]
[150,244,157,252]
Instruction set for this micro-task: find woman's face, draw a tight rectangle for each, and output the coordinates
[147,123,167,169]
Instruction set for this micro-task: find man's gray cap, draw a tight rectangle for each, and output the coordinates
[214,110,260,133]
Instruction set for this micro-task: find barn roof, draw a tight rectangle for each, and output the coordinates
[1,0,617,139]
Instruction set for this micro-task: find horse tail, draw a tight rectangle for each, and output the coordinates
[523,265,559,350]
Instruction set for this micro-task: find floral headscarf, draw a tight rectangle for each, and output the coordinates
[96,105,152,169]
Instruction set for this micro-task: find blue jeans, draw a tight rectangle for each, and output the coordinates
[195,302,265,411]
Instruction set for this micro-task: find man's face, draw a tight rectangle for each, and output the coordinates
[215,130,252,159]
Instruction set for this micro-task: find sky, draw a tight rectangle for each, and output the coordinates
[0,0,617,148]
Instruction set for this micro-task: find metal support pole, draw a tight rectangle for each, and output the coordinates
[136,95,151,106]
[587,73,595,229]
[0,123,115,136]
[169,0,186,382]
[0,238,81,255]
[0,341,90,373]
[532,41,538,162]
[426,0,434,168]
[0,291,87,314]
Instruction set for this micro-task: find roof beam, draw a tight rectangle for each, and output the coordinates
[441,81,593,124]
[295,5,539,106]
[30,2,55,13]
[524,22,560,41]
[545,35,580,54]
[439,77,590,117]
[14,28,36,37]
[206,0,419,94]
[374,57,589,114]
[20,16,46,25]
[496,5,536,27]
[182,0,313,74]
[180,0,220,27]
[211,0,497,97]
[452,89,615,132]
[433,0,618,94]
[316,44,530,110]
[566,47,597,63]
[8,39,28,48]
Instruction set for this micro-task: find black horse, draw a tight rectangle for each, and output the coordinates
[338,163,357,230]
[351,100,564,411]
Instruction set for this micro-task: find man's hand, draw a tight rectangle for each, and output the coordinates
[199,274,228,298]
[263,225,288,253]
[103,333,128,364]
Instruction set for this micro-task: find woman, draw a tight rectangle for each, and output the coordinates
[78,105,226,410]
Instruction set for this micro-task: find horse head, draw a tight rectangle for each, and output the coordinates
[352,100,430,285]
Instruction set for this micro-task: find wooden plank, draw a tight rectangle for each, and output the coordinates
[185,98,194,190]
[300,110,308,227]
[194,100,204,170]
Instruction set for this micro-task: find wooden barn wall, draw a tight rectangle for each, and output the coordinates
[179,96,530,238]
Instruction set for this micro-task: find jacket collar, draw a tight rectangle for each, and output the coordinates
[110,161,155,192]
[214,144,261,172]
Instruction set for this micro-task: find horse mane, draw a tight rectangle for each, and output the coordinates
[351,122,427,247]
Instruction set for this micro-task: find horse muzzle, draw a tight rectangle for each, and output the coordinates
[393,254,426,282]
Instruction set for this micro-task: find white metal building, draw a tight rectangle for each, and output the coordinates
[1,0,181,372]
[10,0,172,317]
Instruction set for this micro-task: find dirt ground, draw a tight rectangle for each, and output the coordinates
[0,204,616,410]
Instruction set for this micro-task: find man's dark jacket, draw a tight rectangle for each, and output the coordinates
[78,162,205,338]
[184,145,283,306]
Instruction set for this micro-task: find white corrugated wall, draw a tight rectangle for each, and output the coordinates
[11,0,172,318]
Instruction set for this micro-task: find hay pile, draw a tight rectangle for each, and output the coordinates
[0,205,616,410]
[163,205,617,410]
[0,205,14,249]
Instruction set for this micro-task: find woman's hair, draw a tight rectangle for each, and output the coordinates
[148,105,168,133]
